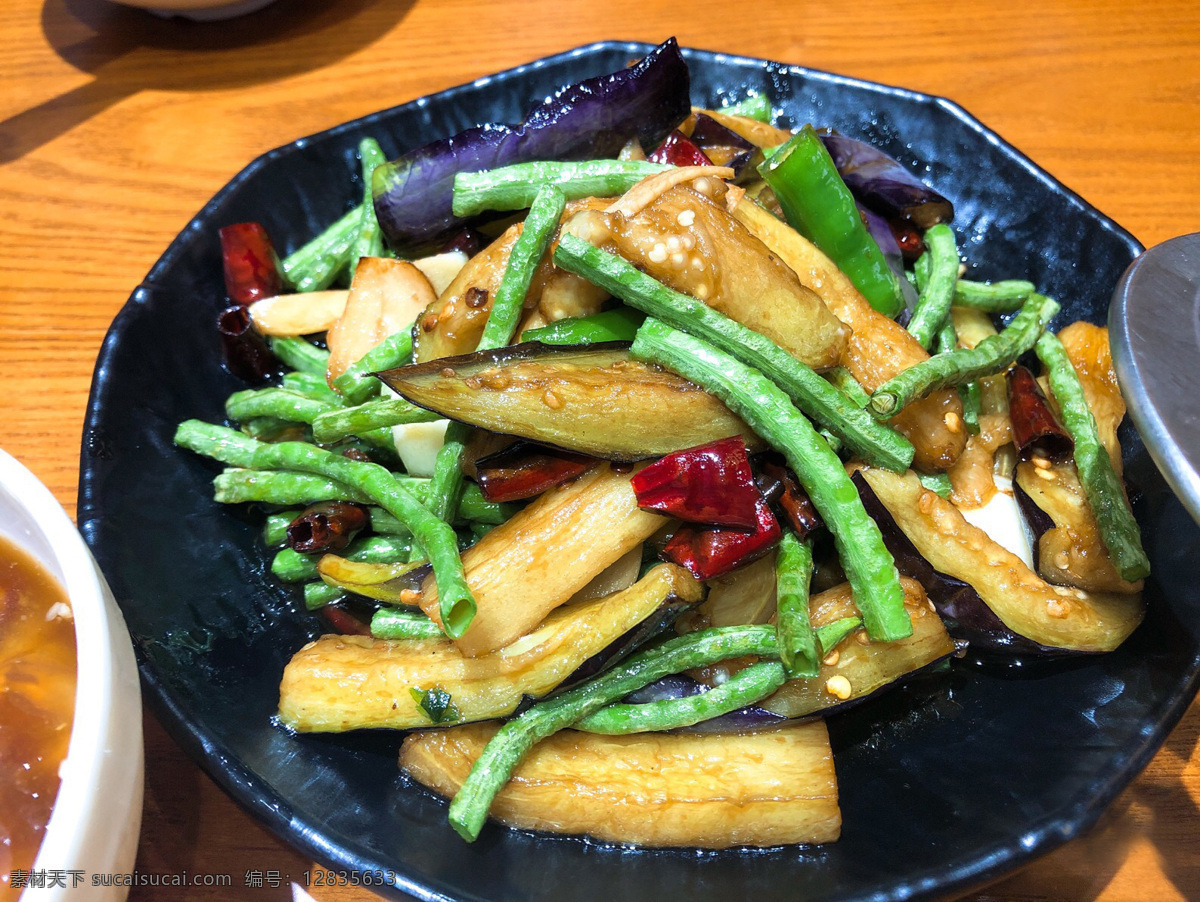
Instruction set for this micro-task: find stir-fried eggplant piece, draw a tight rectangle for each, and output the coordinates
[278,564,700,731]
[856,466,1143,652]
[378,343,764,460]
[819,134,955,229]
[732,197,966,471]
[579,184,848,370]
[417,463,669,656]
[372,39,691,253]
[400,720,839,848]
[1015,460,1143,594]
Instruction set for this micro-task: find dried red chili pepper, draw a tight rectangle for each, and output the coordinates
[474,442,599,503]
[631,436,760,529]
[287,501,370,554]
[660,495,781,580]
[216,305,280,383]
[219,222,284,306]
[1007,365,1073,461]
[760,460,824,539]
[648,130,714,167]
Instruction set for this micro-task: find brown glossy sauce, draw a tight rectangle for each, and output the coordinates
[0,536,76,899]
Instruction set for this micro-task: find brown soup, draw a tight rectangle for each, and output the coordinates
[0,535,76,899]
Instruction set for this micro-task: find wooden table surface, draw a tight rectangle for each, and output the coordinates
[3,0,1199,899]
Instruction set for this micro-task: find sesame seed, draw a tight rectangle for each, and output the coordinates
[666,236,682,253]
[944,411,962,433]
[825,675,853,700]
[648,243,668,264]
[822,649,840,667]
[421,313,439,332]
[400,589,422,605]
[1036,468,1055,480]
[670,251,686,266]
[1031,455,1051,470]
[1054,550,1070,569]
[854,630,871,646]
[1046,599,1069,619]
[542,389,562,410]
[918,491,935,513]
[440,367,456,378]
[677,209,696,227]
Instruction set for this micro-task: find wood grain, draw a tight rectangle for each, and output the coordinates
[1,0,1198,899]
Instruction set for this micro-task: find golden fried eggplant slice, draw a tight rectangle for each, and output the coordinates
[379,344,764,460]
[400,720,840,848]
[732,198,967,471]
[576,183,849,369]
[858,467,1143,652]
[418,463,669,656]
[277,564,700,732]
[760,577,955,718]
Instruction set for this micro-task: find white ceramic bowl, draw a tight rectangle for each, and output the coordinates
[0,450,143,901]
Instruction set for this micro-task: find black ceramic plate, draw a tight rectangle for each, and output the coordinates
[79,41,1200,902]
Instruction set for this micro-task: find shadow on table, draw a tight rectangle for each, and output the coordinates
[0,0,415,163]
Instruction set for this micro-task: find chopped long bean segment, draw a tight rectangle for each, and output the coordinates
[955,278,1035,312]
[269,336,329,376]
[554,234,914,471]
[226,388,337,425]
[759,125,905,317]
[425,186,567,528]
[917,471,953,499]
[717,93,773,122]
[824,366,871,410]
[907,224,959,350]
[815,616,863,656]
[370,608,446,640]
[775,532,819,679]
[574,660,787,735]
[452,160,670,218]
[1035,332,1150,581]
[447,624,780,841]
[311,397,439,444]
[240,417,301,442]
[271,535,413,583]
[282,371,342,404]
[174,421,476,637]
[934,318,958,356]
[519,307,645,345]
[350,138,387,274]
[281,204,361,292]
[214,469,365,505]
[332,330,414,405]
[264,510,303,547]
[630,319,910,641]
[868,293,1060,418]
[304,580,345,610]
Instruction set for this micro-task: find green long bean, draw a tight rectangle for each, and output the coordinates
[281,205,361,292]
[553,233,914,472]
[452,160,670,218]
[907,224,959,350]
[370,607,446,640]
[954,278,1035,312]
[573,660,786,735]
[350,138,387,274]
[630,319,910,642]
[332,330,414,405]
[311,397,439,444]
[175,421,475,637]
[1035,332,1150,581]
[425,185,566,528]
[304,580,345,610]
[269,336,329,376]
[226,388,337,425]
[868,293,1059,418]
[816,616,863,655]
[281,371,342,404]
[447,625,780,841]
[775,532,819,679]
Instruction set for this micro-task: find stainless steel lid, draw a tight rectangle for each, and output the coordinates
[1109,232,1200,525]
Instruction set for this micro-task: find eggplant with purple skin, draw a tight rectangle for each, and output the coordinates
[820,133,955,229]
[372,39,691,253]
[855,466,1143,653]
[277,563,701,732]
[378,342,765,461]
